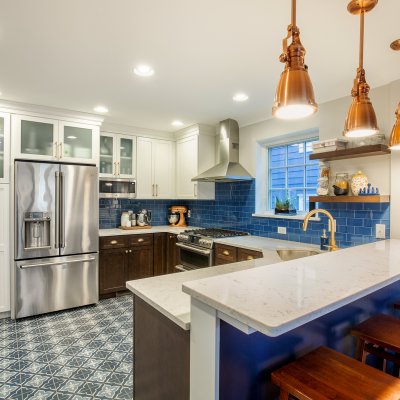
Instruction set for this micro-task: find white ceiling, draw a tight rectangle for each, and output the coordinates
[0,0,399,132]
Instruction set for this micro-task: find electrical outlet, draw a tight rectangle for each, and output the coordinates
[187,209,191,218]
[376,224,386,239]
[278,226,287,235]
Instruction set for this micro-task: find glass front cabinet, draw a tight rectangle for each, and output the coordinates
[12,115,100,165]
[0,112,10,184]
[99,133,136,178]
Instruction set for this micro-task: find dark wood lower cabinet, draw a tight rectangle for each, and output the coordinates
[153,233,167,276]
[134,295,189,400]
[166,233,179,274]
[99,247,127,294]
[127,246,154,280]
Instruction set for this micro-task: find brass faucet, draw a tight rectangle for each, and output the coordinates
[302,209,339,251]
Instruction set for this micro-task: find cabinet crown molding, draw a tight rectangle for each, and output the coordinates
[0,99,103,126]
[174,124,216,140]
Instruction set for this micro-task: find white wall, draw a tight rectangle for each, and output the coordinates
[390,80,400,238]
[239,79,400,236]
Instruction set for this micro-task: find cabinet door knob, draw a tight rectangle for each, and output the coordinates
[54,142,58,158]
[110,240,118,245]
[223,250,230,256]
[59,143,63,159]
[125,250,129,254]
[247,256,254,260]
[138,238,144,243]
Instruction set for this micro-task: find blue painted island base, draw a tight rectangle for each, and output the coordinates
[218,280,400,400]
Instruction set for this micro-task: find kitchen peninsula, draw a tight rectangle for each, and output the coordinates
[128,239,400,400]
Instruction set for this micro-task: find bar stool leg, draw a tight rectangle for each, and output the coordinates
[279,390,290,400]
[355,338,366,362]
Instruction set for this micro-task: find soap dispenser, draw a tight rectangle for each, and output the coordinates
[320,229,328,251]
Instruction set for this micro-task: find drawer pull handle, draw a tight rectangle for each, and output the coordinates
[223,250,230,256]
[138,238,144,243]
[247,256,254,260]
[110,240,118,245]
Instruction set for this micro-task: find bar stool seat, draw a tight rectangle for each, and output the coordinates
[351,313,400,371]
[272,346,400,400]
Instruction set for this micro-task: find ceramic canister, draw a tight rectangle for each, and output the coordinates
[351,171,368,196]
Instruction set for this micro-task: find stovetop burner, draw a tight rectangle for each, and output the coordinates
[177,228,249,250]
[184,228,249,239]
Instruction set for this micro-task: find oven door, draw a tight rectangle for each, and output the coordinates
[176,242,213,271]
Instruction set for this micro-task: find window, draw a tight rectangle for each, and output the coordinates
[268,138,319,212]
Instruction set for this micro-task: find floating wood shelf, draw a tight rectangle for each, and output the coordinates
[310,144,390,161]
[309,195,390,203]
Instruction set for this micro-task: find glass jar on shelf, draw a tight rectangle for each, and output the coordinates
[333,173,349,196]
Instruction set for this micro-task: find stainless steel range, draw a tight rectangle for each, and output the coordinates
[176,228,249,271]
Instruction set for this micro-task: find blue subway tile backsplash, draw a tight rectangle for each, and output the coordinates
[99,180,390,248]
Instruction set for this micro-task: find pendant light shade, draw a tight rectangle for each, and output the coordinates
[272,0,317,120]
[389,40,400,150]
[389,104,400,150]
[343,0,379,138]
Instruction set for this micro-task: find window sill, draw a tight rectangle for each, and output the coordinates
[252,212,321,221]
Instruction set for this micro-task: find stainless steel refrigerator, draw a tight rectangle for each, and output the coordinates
[13,161,99,319]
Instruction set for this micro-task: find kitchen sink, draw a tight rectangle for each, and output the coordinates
[276,249,320,261]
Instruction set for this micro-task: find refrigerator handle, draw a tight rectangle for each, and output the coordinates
[55,171,60,249]
[60,171,65,248]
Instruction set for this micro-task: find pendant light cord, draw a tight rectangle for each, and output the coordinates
[291,0,296,27]
[359,10,364,70]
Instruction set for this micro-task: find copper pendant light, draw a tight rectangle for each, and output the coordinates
[343,0,379,138]
[389,40,400,150]
[389,104,400,150]
[272,0,317,120]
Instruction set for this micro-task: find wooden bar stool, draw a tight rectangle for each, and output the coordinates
[272,346,400,399]
[351,313,400,375]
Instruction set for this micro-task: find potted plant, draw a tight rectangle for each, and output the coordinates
[274,197,297,215]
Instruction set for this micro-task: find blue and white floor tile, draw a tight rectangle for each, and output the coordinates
[0,296,133,399]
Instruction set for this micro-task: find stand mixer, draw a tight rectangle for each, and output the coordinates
[169,206,188,227]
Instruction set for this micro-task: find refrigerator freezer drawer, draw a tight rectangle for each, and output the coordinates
[14,254,98,319]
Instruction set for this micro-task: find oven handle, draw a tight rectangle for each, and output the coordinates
[176,242,212,256]
[175,265,190,272]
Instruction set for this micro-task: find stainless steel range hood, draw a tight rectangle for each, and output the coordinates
[192,119,253,182]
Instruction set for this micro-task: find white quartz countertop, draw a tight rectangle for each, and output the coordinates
[214,236,320,257]
[99,226,195,237]
[182,240,400,337]
[126,235,319,330]
[126,257,282,330]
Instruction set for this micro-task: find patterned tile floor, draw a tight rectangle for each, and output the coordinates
[0,296,133,400]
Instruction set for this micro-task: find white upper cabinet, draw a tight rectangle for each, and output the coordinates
[0,112,11,184]
[137,137,175,199]
[176,126,216,200]
[99,132,136,178]
[12,114,100,165]
[0,184,10,313]
[59,121,99,164]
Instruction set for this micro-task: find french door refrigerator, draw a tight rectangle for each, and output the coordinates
[13,161,99,319]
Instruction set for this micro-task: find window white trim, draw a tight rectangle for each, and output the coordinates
[255,129,319,215]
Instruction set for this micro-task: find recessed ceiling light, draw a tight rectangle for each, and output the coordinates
[172,120,184,127]
[134,64,155,77]
[233,93,249,102]
[94,105,108,113]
